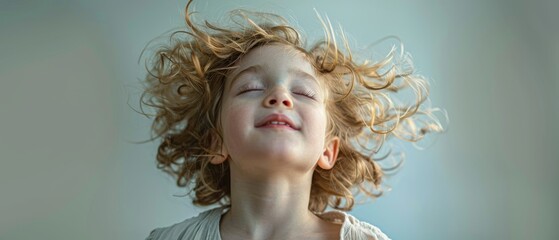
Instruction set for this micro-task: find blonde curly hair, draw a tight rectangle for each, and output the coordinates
[141,0,446,213]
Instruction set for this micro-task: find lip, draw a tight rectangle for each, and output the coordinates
[256,113,300,130]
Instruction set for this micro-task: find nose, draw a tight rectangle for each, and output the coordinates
[263,88,293,108]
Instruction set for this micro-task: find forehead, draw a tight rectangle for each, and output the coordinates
[228,44,317,80]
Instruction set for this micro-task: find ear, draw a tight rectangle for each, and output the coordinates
[317,137,340,170]
[210,138,229,165]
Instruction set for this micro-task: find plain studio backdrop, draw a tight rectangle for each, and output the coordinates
[1,0,557,239]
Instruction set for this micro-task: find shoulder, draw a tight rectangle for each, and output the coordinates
[145,207,224,240]
[318,210,391,240]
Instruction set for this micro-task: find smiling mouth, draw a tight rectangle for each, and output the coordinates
[259,120,295,129]
[256,114,300,130]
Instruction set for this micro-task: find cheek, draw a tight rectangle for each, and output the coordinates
[220,100,252,147]
[305,107,329,142]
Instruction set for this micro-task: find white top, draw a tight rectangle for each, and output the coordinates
[146,207,390,240]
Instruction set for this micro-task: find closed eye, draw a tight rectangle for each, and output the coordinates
[292,89,316,99]
[237,85,264,95]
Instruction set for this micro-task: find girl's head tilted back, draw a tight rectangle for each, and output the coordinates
[142,0,445,213]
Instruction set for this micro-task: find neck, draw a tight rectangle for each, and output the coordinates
[220,166,324,240]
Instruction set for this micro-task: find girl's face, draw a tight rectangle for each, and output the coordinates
[218,44,338,175]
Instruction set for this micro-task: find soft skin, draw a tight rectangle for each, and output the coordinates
[212,44,341,240]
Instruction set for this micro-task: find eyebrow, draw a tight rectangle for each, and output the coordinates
[227,64,319,91]
[227,65,262,91]
[287,68,319,86]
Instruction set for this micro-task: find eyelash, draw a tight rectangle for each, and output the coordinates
[238,85,263,94]
[237,85,316,99]
[293,89,316,99]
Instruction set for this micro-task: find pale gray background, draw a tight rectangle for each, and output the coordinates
[1,0,557,239]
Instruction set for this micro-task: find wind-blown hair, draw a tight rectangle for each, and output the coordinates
[141,0,446,213]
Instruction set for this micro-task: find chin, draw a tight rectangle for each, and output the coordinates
[237,147,316,172]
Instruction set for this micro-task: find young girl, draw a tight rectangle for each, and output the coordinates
[142,1,445,239]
